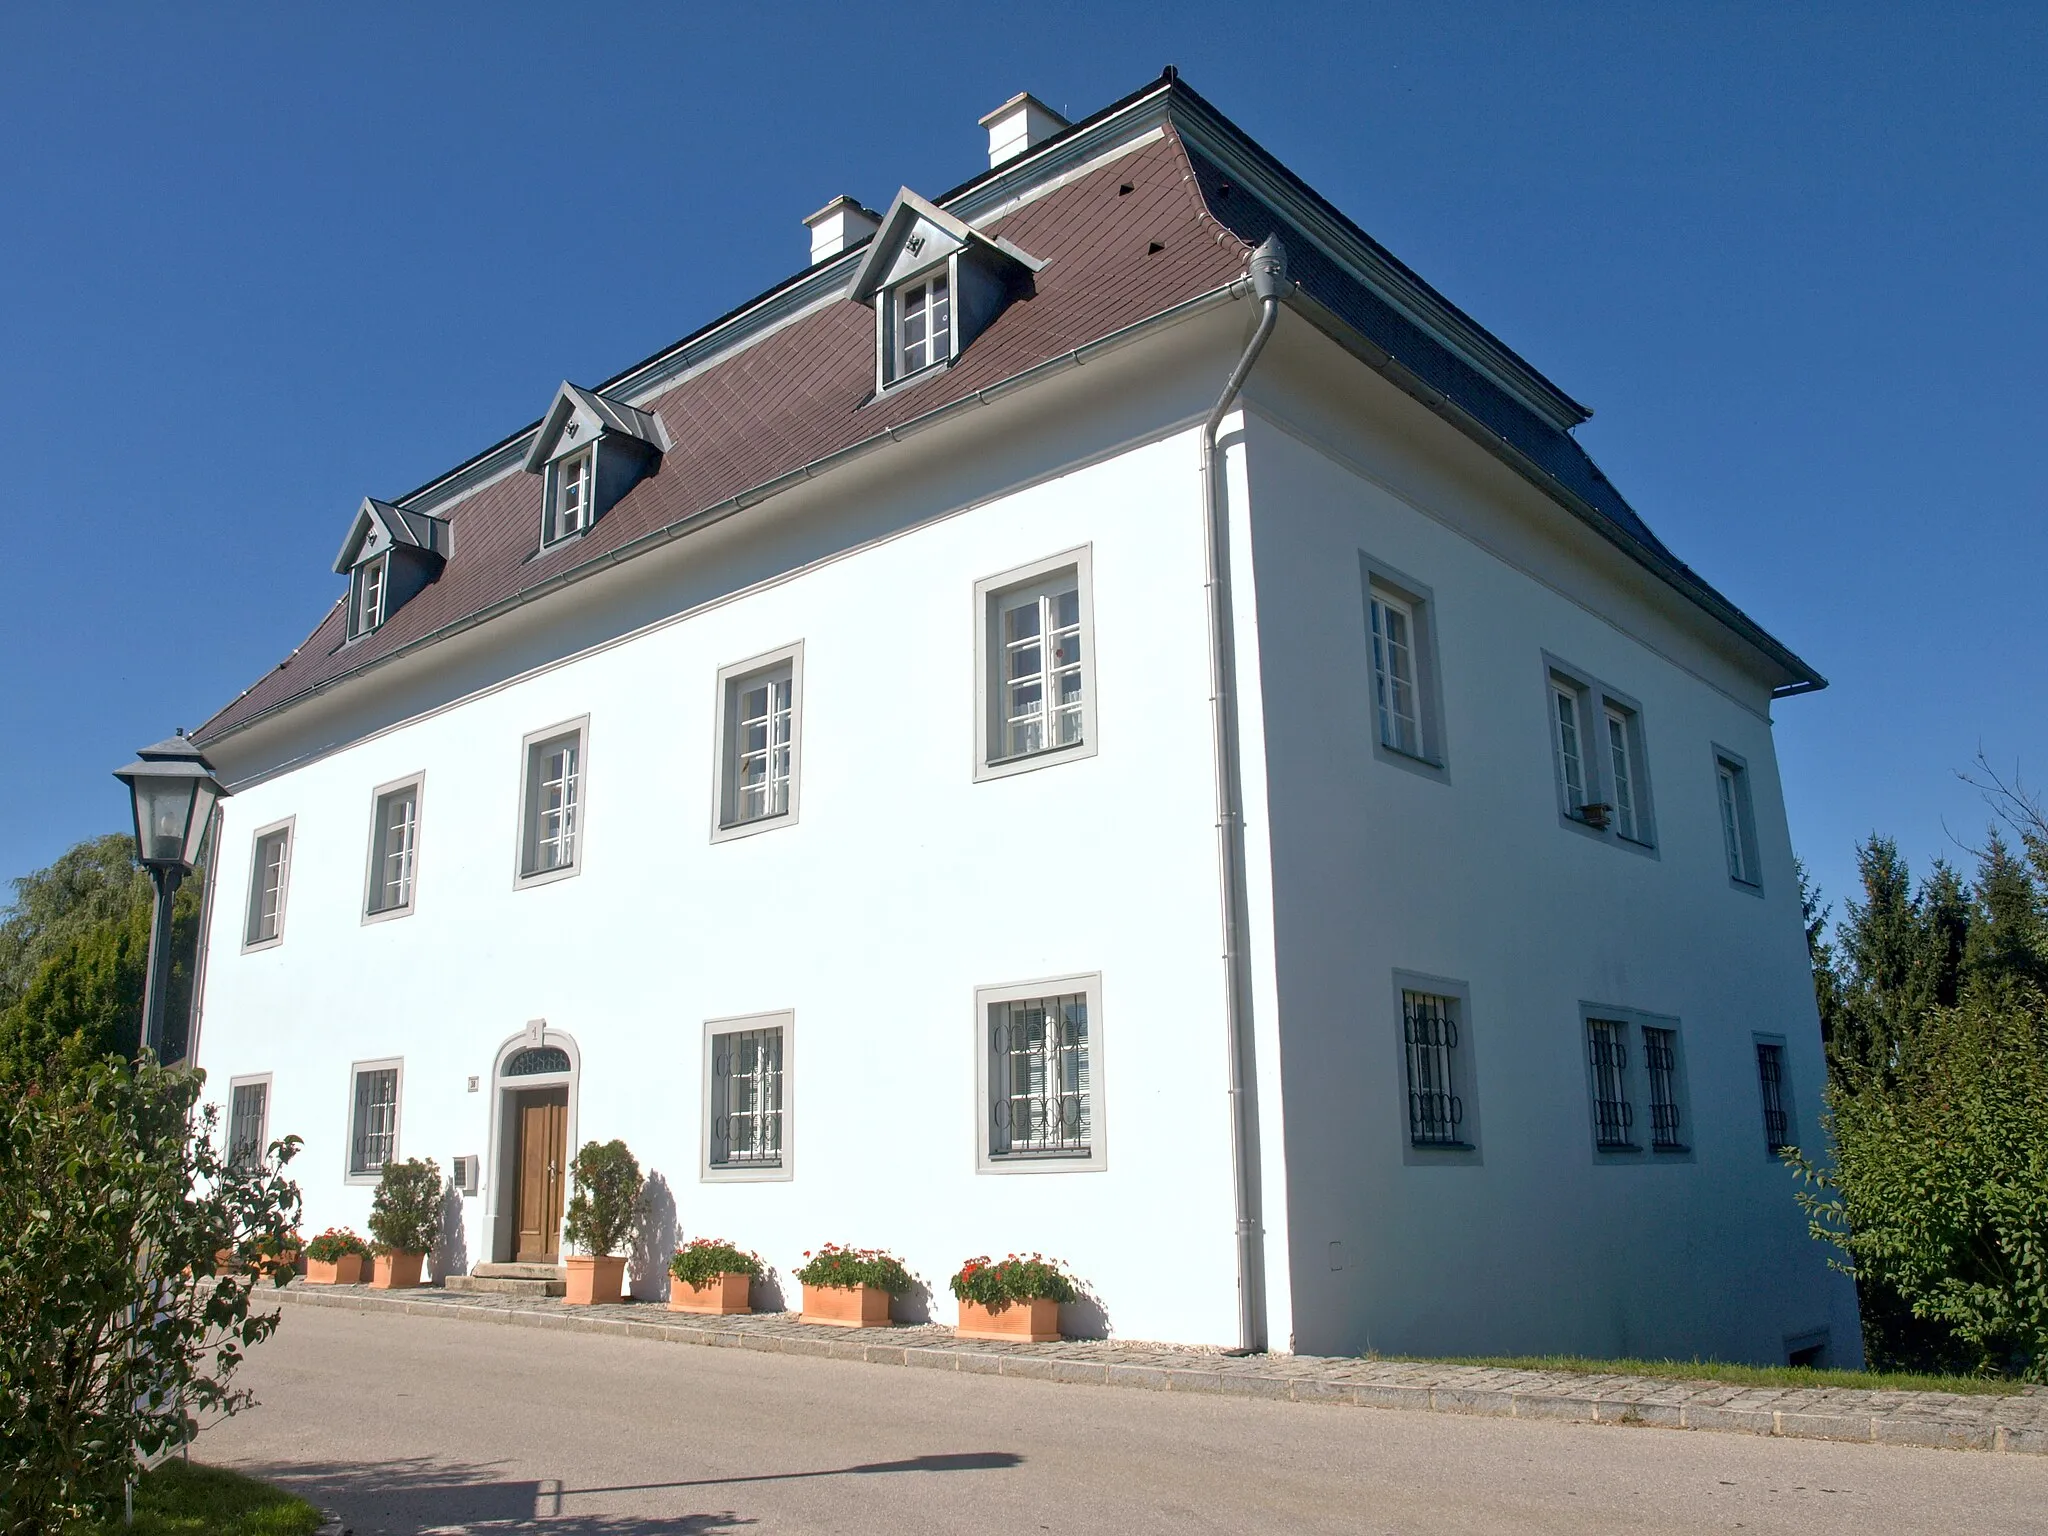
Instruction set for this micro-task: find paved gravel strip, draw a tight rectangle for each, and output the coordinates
[260,1281,2047,1455]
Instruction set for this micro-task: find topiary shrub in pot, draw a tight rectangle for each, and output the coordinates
[667,1238,765,1315]
[793,1244,914,1328]
[304,1227,371,1285]
[950,1253,1078,1342]
[561,1139,642,1305]
[367,1158,442,1289]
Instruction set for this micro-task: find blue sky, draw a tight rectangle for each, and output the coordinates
[3,3,2042,928]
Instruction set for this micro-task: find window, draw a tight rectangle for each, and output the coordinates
[1643,1026,1685,1152]
[704,1016,788,1177]
[974,548,1097,780]
[1582,1010,1689,1159]
[976,974,1104,1170]
[1756,1040,1795,1155]
[242,819,293,950]
[1604,706,1640,841]
[1401,990,1467,1148]
[517,720,587,885]
[364,777,422,919]
[712,644,803,840]
[894,270,952,377]
[1715,748,1763,890]
[1586,1018,1635,1150]
[347,1060,401,1180]
[1544,657,1655,850]
[544,446,593,546]
[1371,592,1422,755]
[1552,679,1588,814]
[350,553,388,638]
[227,1075,271,1172]
[1360,557,1447,776]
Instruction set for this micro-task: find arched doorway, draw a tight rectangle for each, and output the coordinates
[484,1021,580,1265]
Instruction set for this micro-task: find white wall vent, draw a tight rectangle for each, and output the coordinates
[451,1154,479,1196]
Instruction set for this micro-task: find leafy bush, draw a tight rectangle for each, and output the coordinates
[669,1238,765,1288]
[305,1227,370,1264]
[949,1253,1078,1308]
[793,1243,914,1293]
[0,1056,302,1534]
[367,1158,442,1255]
[561,1139,641,1258]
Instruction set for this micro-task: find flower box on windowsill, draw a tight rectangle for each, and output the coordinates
[368,1250,425,1290]
[305,1254,365,1286]
[800,1282,892,1328]
[956,1297,1061,1343]
[669,1272,752,1315]
[564,1255,627,1306]
[1574,802,1614,831]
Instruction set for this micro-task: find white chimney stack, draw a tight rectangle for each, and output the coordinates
[978,92,1069,169]
[803,196,881,264]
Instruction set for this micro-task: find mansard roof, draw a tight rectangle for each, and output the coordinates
[197,70,1820,746]
[331,498,451,575]
[520,381,668,474]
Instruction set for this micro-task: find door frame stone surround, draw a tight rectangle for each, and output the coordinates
[484,1019,581,1265]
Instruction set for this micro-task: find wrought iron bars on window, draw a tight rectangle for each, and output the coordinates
[710,1027,783,1167]
[1401,990,1464,1146]
[1587,1019,1634,1149]
[1756,1042,1792,1154]
[227,1081,267,1172]
[1644,1026,1684,1151]
[504,1045,570,1077]
[350,1067,398,1175]
[989,993,1090,1157]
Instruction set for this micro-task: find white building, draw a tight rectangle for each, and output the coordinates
[190,72,1857,1364]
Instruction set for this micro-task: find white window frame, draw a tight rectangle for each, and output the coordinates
[1360,554,1448,780]
[226,1072,273,1172]
[350,552,389,639]
[363,773,424,922]
[710,643,804,843]
[974,972,1106,1174]
[345,1057,403,1185]
[514,717,589,888]
[1713,745,1764,893]
[891,266,954,381]
[973,546,1098,782]
[700,1010,794,1183]
[1393,971,1480,1164]
[1542,655,1657,854]
[241,816,295,952]
[543,444,595,547]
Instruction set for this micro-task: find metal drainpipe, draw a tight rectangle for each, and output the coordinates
[1201,233,1288,1356]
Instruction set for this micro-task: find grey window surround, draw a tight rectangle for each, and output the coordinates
[241,816,295,953]
[1360,554,1450,783]
[710,642,804,844]
[1579,1004,1694,1164]
[344,1056,403,1185]
[514,716,590,889]
[1541,653,1658,857]
[226,1072,272,1171]
[1712,744,1765,895]
[362,772,425,923]
[700,1011,794,1183]
[974,972,1107,1174]
[1753,1033,1796,1159]
[973,545,1099,783]
[1393,971,1481,1166]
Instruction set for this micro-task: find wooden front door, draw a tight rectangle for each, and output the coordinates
[513,1087,569,1264]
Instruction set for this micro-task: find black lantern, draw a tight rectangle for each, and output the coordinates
[113,731,228,1061]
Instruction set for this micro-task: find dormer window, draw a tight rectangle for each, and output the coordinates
[545,445,594,546]
[895,272,952,377]
[351,553,388,638]
[522,382,667,550]
[333,498,450,642]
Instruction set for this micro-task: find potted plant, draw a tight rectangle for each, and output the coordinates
[667,1238,763,1315]
[214,1228,301,1279]
[367,1157,442,1289]
[950,1253,1077,1342]
[561,1139,641,1306]
[793,1244,914,1328]
[304,1227,371,1285]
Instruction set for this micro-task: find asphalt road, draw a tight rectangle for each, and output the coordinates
[199,1305,2045,1535]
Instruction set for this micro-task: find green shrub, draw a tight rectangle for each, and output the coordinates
[367,1158,441,1254]
[304,1227,370,1263]
[669,1238,765,1288]
[949,1253,1078,1308]
[793,1244,914,1293]
[561,1139,641,1258]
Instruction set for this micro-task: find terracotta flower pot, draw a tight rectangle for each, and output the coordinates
[305,1253,365,1286]
[668,1272,752,1314]
[369,1250,425,1290]
[564,1254,627,1306]
[800,1282,892,1328]
[956,1296,1062,1342]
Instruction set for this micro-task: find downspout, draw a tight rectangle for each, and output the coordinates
[1201,234,1288,1355]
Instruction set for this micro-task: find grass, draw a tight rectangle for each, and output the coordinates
[73,1458,323,1535]
[1394,1353,2029,1396]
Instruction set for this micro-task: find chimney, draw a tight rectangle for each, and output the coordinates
[978,92,1070,169]
[803,196,881,264]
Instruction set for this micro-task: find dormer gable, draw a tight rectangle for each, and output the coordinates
[332,498,450,640]
[521,381,668,549]
[848,189,1044,392]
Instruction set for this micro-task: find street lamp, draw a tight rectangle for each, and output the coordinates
[113,731,227,1061]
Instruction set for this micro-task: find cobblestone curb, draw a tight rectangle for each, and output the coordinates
[261,1282,2047,1455]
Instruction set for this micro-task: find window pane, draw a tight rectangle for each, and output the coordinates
[1401,990,1463,1146]
[373,789,417,912]
[249,831,288,942]
[351,1067,398,1174]
[1605,709,1636,840]
[996,583,1083,761]
[228,1082,267,1171]
[1553,688,1584,807]
[1587,1019,1633,1149]
[710,1026,783,1167]
[1757,1043,1792,1154]
[989,992,1091,1157]
[1645,1027,1683,1150]
[1719,766,1747,880]
[729,668,794,824]
[1371,595,1421,756]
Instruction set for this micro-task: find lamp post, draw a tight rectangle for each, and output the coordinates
[113,731,227,1062]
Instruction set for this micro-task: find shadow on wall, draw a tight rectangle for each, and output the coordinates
[630,1171,678,1301]
[891,1273,935,1326]
[751,1268,789,1315]
[1060,1285,1111,1342]
[433,1182,469,1284]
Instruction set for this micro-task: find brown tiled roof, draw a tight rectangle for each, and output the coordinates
[198,128,1249,743]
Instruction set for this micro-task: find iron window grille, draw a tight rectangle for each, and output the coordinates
[996,579,1085,761]
[349,1066,399,1176]
[709,1026,784,1168]
[1401,989,1466,1147]
[989,992,1091,1159]
[1756,1042,1793,1154]
[1587,1018,1635,1149]
[1644,1026,1684,1151]
[1369,591,1424,757]
[727,669,794,825]
[504,1045,571,1077]
[227,1080,269,1172]
[245,827,290,946]
[896,272,952,376]
[367,784,419,915]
